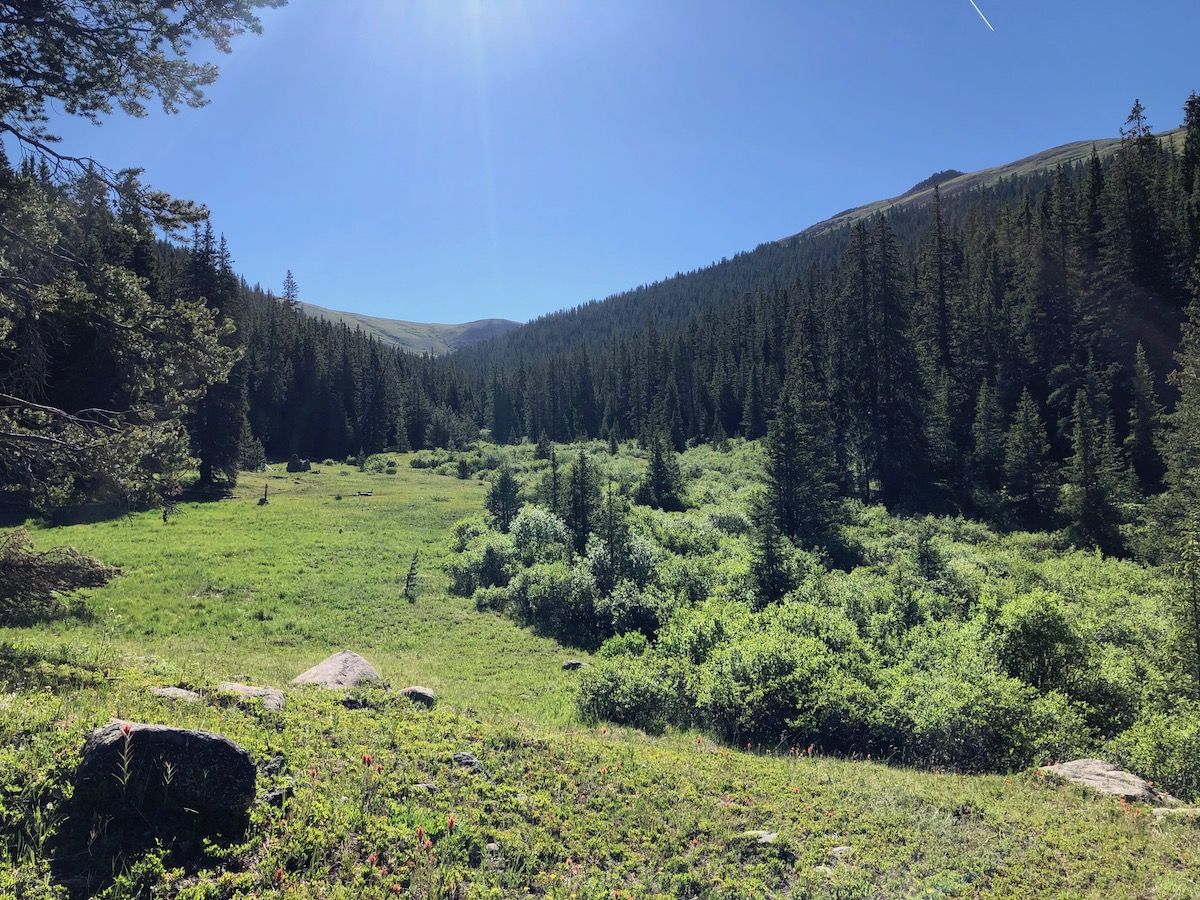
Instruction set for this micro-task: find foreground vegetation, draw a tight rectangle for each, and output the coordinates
[2,460,1199,898]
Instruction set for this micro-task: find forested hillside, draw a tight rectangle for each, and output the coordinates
[451,97,1200,544]
[298,301,519,355]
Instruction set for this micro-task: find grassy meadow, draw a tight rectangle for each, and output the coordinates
[2,452,1199,898]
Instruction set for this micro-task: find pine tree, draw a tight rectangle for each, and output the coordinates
[1062,390,1125,554]
[1003,390,1057,529]
[565,449,598,555]
[485,461,521,532]
[282,270,300,309]
[1125,342,1165,495]
[535,430,552,460]
[970,378,1005,494]
[762,377,839,549]
[634,431,685,511]
[750,495,793,609]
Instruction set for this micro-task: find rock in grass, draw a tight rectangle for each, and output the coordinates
[739,829,777,845]
[291,650,381,689]
[149,686,201,703]
[562,659,585,671]
[219,681,285,711]
[74,721,256,831]
[399,685,436,707]
[452,751,488,778]
[1038,759,1175,803]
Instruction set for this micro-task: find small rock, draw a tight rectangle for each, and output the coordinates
[258,784,293,808]
[739,829,777,845]
[1038,759,1175,803]
[1152,807,1200,819]
[219,681,285,711]
[261,753,288,777]
[828,845,853,862]
[399,685,436,707]
[562,659,585,671]
[410,781,438,793]
[452,751,488,778]
[149,686,201,703]
[291,650,381,689]
[485,841,500,852]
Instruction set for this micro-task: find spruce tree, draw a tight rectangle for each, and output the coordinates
[1003,390,1057,529]
[762,377,838,549]
[565,449,598,555]
[970,378,1005,494]
[635,431,685,511]
[485,461,521,532]
[1125,342,1165,496]
[1164,283,1200,531]
[750,503,793,610]
[1062,390,1125,554]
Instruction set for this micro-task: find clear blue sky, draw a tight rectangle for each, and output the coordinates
[41,0,1200,324]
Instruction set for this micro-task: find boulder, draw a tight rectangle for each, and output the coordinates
[562,659,586,671]
[286,455,311,473]
[399,685,436,707]
[738,829,778,845]
[452,751,488,778]
[219,681,285,711]
[74,721,256,831]
[1038,759,1174,803]
[291,650,381,689]
[149,686,201,703]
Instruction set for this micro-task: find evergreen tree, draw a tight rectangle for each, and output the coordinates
[761,377,839,549]
[1062,390,1125,554]
[485,461,521,532]
[565,449,598,555]
[1125,342,1165,495]
[970,378,1005,494]
[1003,390,1057,529]
[535,430,552,460]
[1164,279,1200,531]
[282,270,300,309]
[634,431,685,511]
[750,496,793,609]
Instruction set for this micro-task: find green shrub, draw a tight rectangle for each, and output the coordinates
[598,630,649,658]
[1107,706,1200,801]
[506,562,601,646]
[577,656,688,735]
[511,505,571,566]
[447,532,517,596]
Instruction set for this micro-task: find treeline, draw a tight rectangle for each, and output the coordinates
[456,97,1200,545]
[0,151,472,510]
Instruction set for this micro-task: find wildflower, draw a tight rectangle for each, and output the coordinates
[806,744,814,756]
[375,763,383,774]
[362,753,374,766]
[121,722,132,736]
[392,884,401,893]
[447,813,457,833]
[309,767,319,780]
[274,867,285,883]
[368,852,377,866]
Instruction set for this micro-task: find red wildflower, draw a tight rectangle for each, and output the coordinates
[362,753,373,766]
[274,867,285,883]
[368,852,377,866]
[121,722,132,736]
[447,814,457,833]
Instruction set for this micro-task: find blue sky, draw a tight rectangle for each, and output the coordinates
[40,1,1200,324]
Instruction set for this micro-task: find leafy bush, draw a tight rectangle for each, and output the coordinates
[505,562,601,645]
[447,532,517,596]
[0,529,116,625]
[511,506,570,565]
[1107,706,1200,801]
[598,630,649,658]
[577,656,689,735]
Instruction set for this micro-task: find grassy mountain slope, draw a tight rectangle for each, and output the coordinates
[795,127,1186,239]
[4,457,1199,897]
[299,301,520,355]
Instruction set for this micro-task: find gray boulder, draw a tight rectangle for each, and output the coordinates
[149,686,201,703]
[291,650,381,689]
[74,721,256,830]
[219,681,285,711]
[562,659,586,671]
[1038,759,1176,803]
[399,685,436,707]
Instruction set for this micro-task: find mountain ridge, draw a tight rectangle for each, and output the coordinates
[297,302,520,354]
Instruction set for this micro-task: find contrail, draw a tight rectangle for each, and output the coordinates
[968,0,996,31]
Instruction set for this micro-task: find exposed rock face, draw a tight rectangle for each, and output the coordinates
[74,721,256,828]
[291,650,381,689]
[219,681,285,710]
[399,685,436,707]
[149,686,201,703]
[1038,759,1174,803]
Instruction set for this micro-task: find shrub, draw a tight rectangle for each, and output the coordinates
[994,589,1083,691]
[577,656,688,735]
[0,529,116,625]
[447,533,517,597]
[1107,706,1200,801]
[450,516,489,553]
[506,562,600,646]
[510,506,571,566]
[598,630,649,658]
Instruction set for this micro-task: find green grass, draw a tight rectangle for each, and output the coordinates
[2,458,1199,897]
[3,459,580,725]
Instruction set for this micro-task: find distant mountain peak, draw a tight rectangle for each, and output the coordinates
[907,169,966,194]
[298,302,520,354]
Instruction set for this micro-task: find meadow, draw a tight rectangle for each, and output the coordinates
[2,451,1199,898]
